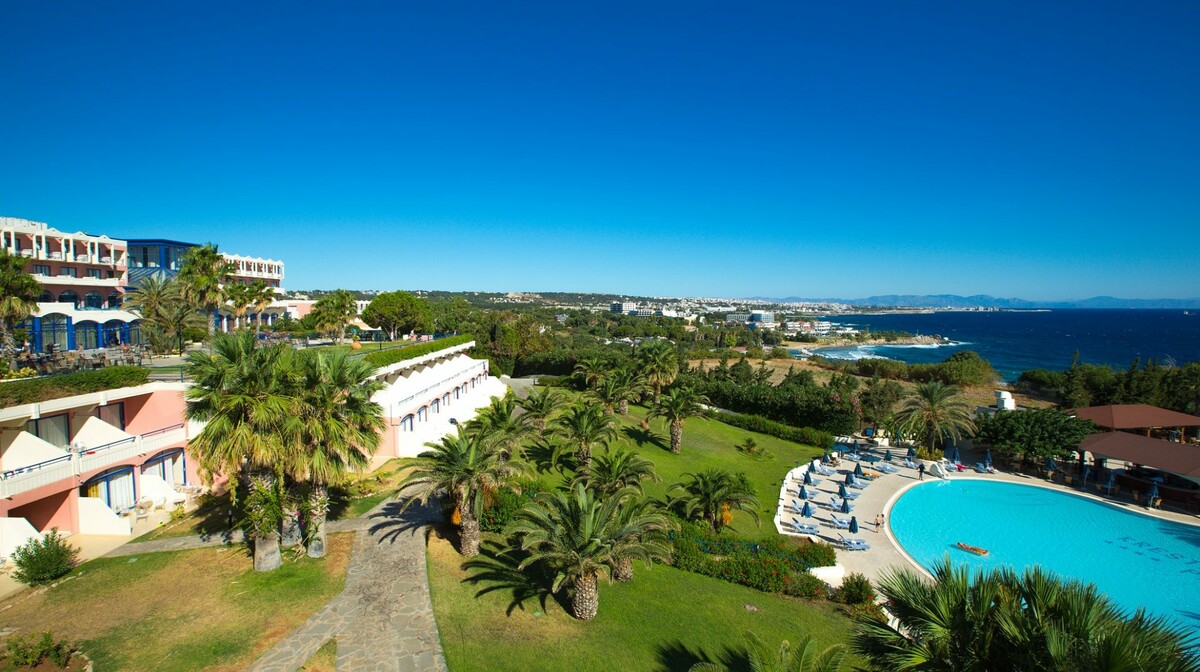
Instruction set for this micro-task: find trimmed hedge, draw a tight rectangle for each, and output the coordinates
[0,366,150,407]
[362,334,475,368]
[670,520,835,598]
[717,412,834,449]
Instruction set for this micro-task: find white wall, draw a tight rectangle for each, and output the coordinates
[76,497,132,536]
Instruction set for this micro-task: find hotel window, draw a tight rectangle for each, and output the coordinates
[59,266,77,278]
[87,268,102,279]
[33,264,50,275]
[92,403,125,431]
[26,414,71,448]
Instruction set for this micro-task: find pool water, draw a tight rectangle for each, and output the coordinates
[889,479,1200,632]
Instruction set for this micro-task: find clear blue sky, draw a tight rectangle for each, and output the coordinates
[2,1,1197,300]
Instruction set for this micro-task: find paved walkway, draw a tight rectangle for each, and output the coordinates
[108,496,448,672]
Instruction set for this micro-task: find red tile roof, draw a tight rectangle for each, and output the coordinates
[1081,432,1200,477]
[1072,404,1200,430]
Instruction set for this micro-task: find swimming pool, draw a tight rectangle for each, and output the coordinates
[889,479,1200,632]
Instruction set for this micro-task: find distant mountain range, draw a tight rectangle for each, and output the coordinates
[757,295,1200,310]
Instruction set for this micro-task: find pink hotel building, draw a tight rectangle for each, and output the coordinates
[1,218,506,556]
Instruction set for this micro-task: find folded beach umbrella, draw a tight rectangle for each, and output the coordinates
[823,447,831,461]
[849,516,859,534]
[799,486,809,500]
[1105,471,1115,492]
[1148,482,1159,504]
[884,449,893,462]
[906,446,916,459]
[984,448,992,469]
[951,447,961,464]
[845,472,854,485]
[1047,457,1058,472]
[838,483,848,498]
[854,463,864,477]
[1081,465,1091,485]
[841,499,852,514]
[801,501,813,518]
[803,470,814,486]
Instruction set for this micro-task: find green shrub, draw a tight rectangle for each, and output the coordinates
[11,530,80,587]
[717,413,833,449]
[711,550,790,593]
[532,375,576,389]
[4,632,75,668]
[831,572,875,605]
[362,335,475,368]
[782,571,829,599]
[789,541,838,568]
[0,366,150,407]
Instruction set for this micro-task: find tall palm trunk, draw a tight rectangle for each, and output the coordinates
[577,444,593,469]
[618,399,629,415]
[459,509,481,558]
[281,499,303,549]
[306,482,330,558]
[670,420,683,454]
[254,530,283,572]
[1,322,16,371]
[613,556,634,582]
[572,572,600,620]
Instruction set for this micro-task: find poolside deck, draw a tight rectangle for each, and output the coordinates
[777,450,1200,585]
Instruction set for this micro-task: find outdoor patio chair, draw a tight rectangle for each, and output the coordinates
[877,463,899,474]
[838,533,871,551]
[903,458,920,469]
[788,519,820,535]
[829,515,852,529]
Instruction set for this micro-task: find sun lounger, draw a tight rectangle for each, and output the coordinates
[974,462,996,474]
[841,490,860,500]
[846,478,866,490]
[877,463,899,474]
[814,463,837,477]
[788,518,821,535]
[829,515,852,529]
[843,452,862,461]
[903,458,919,469]
[829,497,853,512]
[786,500,804,515]
[838,533,871,551]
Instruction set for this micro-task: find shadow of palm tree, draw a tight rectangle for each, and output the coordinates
[624,426,670,452]
[525,438,579,476]
[461,538,569,616]
[654,641,750,672]
[367,496,445,545]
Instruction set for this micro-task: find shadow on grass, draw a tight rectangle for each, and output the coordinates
[367,496,444,545]
[461,539,571,617]
[525,438,579,476]
[623,426,670,452]
[654,640,750,672]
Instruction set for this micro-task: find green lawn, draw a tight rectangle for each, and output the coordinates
[428,532,859,672]
[0,534,352,672]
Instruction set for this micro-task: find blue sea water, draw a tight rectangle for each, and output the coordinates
[808,309,1200,381]
[889,479,1200,633]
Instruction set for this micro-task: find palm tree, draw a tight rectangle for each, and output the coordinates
[690,631,847,672]
[668,469,759,533]
[248,280,276,333]
[225,283,253,331]
[637,340,678,399]
[576,446,659,495]
[508,485,671,619]
[467,393,533,459]
[607,494,672,582]
[399,427,525,557]
[177,243,234,337]
[894,382,977,458]
[311,289,357,345]
[572,355,606,389]
[650,386,709,454]
[0,250,41,370]
[587,376,625,415]
[287,351,385,557]
[553,401,619,470]
[185,332,297,571]
[123,274,175,321]
[608,367,647,414]
[155,298,207,355]
[853,558,1200,671]
[518,386,564,431]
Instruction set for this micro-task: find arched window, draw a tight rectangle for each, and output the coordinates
[75,321,99,350]
[58,290,79,307]
[38,290,54,302]
[102,320,125,347]
[127,322,142,346]
[84,291,104,310]
[107,293,121,308]
[453,388,460,400]
[401,415,415,432]
[142,449,186,487]
[40,313,69,352]
[431,399,440,414]
[417,406,427,422]
[80,466,136,513]
[443,393,450,406]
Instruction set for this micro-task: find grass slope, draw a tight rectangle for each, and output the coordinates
[428,533,857,672]
[0,534,351,671]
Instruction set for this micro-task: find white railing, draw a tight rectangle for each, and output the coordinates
[0,424,187,499]
[391,362,488,408]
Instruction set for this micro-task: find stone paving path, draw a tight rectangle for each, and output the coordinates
[107,497,448,672]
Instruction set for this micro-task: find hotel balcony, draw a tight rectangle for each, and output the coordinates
[0,423,188,499]
[33,273,125,288]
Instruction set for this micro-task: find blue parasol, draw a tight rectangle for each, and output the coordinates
[849,516,859,534]
[864,454,881,464]
[984,448,992,469]
[823,447,831,462]
[1147,482,1159,506]
[803,470,814,486]
[885,449,893,462]
[906,446,916,459]
[798,486,809,500]
[1047,456,1058,472]
[1081,465,1091,487]
[845,472,854,485]
[854,463,864,477]
[801,501,814,518]
[841,498,852,514]
[1105,471,1116,494]
[951,447,961,464]
[838,483,848,498]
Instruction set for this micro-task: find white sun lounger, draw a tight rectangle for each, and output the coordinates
[829,514,852,529]
[903,458,919,469]
[788,518,821,535]
[838,533,871,551]
[877,463,899,474]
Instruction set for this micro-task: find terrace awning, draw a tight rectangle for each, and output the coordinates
[1072,404,1200,430]
[1081,432,1200,477]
